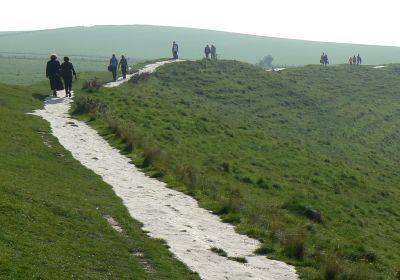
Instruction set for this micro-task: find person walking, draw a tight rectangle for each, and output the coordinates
[46,54,64,97]
[172,41,179,59]
[211,44,216,60]
[109,54,118,81]
[119,55,128,79]
[357,54,362,65]
[60,56,77,97]
[349,57,353,65]
[352,55,356,66]
[204,44,211,59]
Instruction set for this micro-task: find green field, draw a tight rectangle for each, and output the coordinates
[0,54,123,85]
[1,25,400,65]
[0,82,200,279]
[72,60,400,279]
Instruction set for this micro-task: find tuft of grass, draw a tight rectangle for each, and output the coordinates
[227,256,247,263]
[210,247,228,257]
[284,235,305,260]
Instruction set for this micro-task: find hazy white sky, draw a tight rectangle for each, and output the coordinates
[1,0,399,46]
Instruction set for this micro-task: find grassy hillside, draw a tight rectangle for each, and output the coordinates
[73,60,400,279]
[0,82,199,279]
[1,25,400,65]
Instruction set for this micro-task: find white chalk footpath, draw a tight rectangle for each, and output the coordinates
[32,60,298,280]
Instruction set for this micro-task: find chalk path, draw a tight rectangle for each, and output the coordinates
[32,61,298,280]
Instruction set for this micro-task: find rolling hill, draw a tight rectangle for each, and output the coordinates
[1,25,400,65]
[72,60,400,279]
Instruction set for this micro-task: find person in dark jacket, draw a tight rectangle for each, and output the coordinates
[210,44,216,60]
[119,55,128,79]
[109,54,118,81]
[60,56,77,97]
[204,45,211,59]
[172,41,179,59]
[46,54,64,97]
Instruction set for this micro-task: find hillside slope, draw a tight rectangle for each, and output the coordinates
[73,60,400,279]
[1,25,400,65]
[0,83,199,280]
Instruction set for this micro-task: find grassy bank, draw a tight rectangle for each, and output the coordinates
[0,82,199,279]
[72,60,400,279]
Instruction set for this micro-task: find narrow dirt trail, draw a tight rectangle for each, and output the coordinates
[32,60,299,280]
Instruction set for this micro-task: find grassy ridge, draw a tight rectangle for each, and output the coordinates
[0,83,199,279]
[73,60,400,279]
[2,25,400,65]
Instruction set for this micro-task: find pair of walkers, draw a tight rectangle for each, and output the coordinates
[349,54,362,65]
[46,55,77,97]
[109,54,128,81]
[204,44,217,60]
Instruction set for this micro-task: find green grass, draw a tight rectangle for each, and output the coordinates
[0,56,124,85]
[72,59,400,279]
[0,82,200,279]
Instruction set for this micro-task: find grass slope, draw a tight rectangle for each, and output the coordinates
[73,60,400,280]
[1,25,400,65]
[0,82,199,279]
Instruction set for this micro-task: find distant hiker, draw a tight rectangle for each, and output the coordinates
[204,44,211,59]
[46,54,64,97]
[211,44,216,60]
[119,55,128,79]
[172,41,179,59]
[353,55,356,66]
[109,54,118,81]
[320,53,329,66]
[357,54,362,65]
[60,56,77,97]
[349,57,353,65]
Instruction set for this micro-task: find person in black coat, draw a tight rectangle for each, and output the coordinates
[46,54,64,96]
[119,55,128,79]
[60,56,77,97]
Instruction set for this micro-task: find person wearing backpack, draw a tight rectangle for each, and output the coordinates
[119,55,128,79]
[60,56,77,97]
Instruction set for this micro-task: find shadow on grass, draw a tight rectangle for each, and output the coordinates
[32,92,48,101]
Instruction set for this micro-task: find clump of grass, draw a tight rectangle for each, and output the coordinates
[221,162,230,172]
[324,259,342,280]
[210,247,228,257]
[82,78,101,92]
[218,189,244,215]
[142,147,162,168]
[227,256,247,263]
[254,243,275,255]
[284,235,305,260]
[130,72,150,84]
